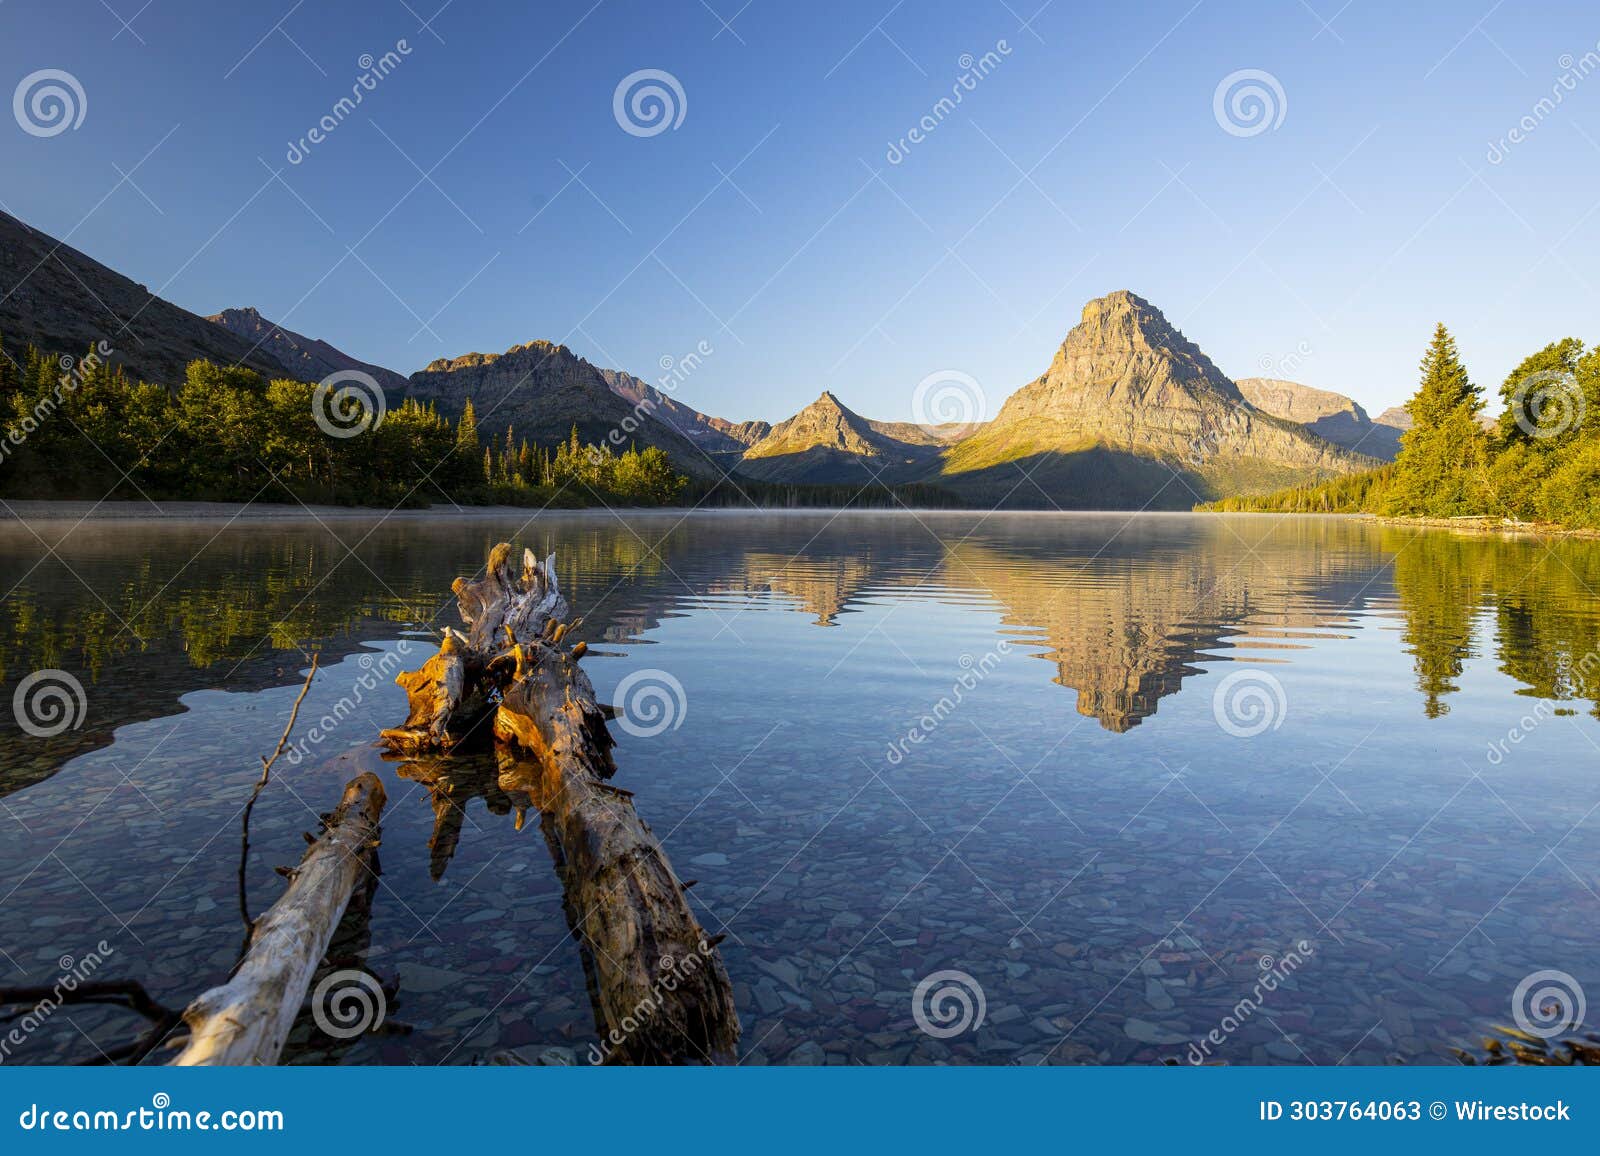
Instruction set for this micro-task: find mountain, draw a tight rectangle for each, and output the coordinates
[737,390,960,484]
[1235,377,1403,461]
[0,211,291,384]
[598,368,769,455]
[1372,403,1497,437]
[208,307,408,394]
[404,340,719,477]
[937,291,1374,508]
[1375,405,1412,430]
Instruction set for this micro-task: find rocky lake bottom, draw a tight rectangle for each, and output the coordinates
[0,510,1596,1065]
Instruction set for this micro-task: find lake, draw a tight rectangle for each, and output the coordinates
[0,509,1596,1065]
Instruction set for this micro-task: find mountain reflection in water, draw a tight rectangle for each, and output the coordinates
[0,511,1596,1065]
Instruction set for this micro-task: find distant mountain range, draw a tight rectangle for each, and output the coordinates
[1235,377,1405,460]
[1,209,1405,507]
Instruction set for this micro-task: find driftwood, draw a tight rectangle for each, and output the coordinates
[0,980,181,1065]
[381,541,739,1064]
[170,772,387,1066]
[238,654,319,954]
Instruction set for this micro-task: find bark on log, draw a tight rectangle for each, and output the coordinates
[381,540,740,1064]
[170,772,386,1066]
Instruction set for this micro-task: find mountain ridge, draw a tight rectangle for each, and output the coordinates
[207,307,409,394]
[598,368,769,455]
[0,207,1402,508]
[0,211,292,384]
[402,339,724,479]
[1235,376,1404,461]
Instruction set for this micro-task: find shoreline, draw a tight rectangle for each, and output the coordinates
[5,500,1589,536]
[1365,514,1600,540]
[0,500,1311,524]
[1200,509,1600,540]
[0,499,691,523]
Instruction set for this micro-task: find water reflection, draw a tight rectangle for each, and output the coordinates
[3,512,1599,1066]
[6,514,1600,796]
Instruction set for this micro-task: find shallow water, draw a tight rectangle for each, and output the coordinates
[0,510,1597,1065]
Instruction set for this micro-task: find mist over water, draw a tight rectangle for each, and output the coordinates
[1,511,1596,1064]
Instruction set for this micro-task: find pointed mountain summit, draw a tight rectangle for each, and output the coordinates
[940,291,1373,506]
[738,390,952,484]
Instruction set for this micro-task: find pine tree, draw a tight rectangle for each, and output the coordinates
[455,398,480,456]
[1383,324,1491,517]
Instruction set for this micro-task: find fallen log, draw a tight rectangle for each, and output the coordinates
[495,745,738,1065]
[170,772,386,1066]
[382,540,739,1064]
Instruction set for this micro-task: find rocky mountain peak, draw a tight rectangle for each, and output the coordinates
[941,290,1370,501]
[1036,289,1244,409]
[753,390,878,457]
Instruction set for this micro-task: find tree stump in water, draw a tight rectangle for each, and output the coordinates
[380,541,739,1064]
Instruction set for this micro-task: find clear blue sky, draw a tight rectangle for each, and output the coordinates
[3,0,1598,423]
